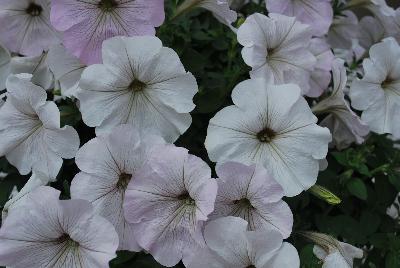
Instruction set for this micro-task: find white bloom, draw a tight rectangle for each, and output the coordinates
[313,59,369,150]
[9,52,53,90]
[0,43,10,90]
[0,186,119,268]
[76,36,197,142]
[184,217,300,268]
[0,74,80,179]
[350,38,400,139]
[327,11,359,49]
[2,171,50,221]
[47,44,85,97]
[71,124,164,251]
[237,13,316,95]
[205,78,331,196]
[308,232,363,268]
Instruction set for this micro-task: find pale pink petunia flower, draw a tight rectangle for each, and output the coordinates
[308,38,335,97]
[70,124,165,251]
[0,0,61,56]
[211,161,293,238]
[0,186,119,268]
[184,217,300,268]
[266,0,333,37]
[50,0,165,64]
[124,144,218,267]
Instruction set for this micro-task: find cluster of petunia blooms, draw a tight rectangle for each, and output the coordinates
[0,0,399,267]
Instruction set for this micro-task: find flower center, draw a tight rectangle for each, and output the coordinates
[233,198,253,209]
[98,0,118,12]
[177,192,196,206]
[257,127,276,143]
[117,173,132,189]
[57,234,79,248]
[246,266,256,268]
[129,79,147,92]
[382,77,394,89]
[26,2,42,17]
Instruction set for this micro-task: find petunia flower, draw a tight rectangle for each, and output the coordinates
[0,43,10,90]
[358,16,386,50]
[266,0,333,37]
[237,13,316,95]
[0,186,119,268]
[312,59,369,150]
[308,38,335,97]
[50,0,165,64]
[327,11,359,49]
[123,144,217,267]
[9,52,53,90]
[211,161,293,238]
[70,124,165,251]
[175,0,237,26]
[76,36,197,142]
[184,216,300,268]
[0,0,61,56]
[2,171,50,221]
[303,232,363,268]
[350,38,400,139]
[0,74,80,179]
[205,78,331,197]
[47,44,86,97]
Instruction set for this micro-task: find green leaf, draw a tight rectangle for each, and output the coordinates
[346,178,368,200]
[300,244,322,268]
[386,251,400,268]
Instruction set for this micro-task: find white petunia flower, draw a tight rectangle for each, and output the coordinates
[211,161,293,238]
[0,186,119,268]
[350,38,400,139]
[76,36,197,142]
[124,144,218,267]
[184,217,300,268]
[306,232,364,268]
[70,124,165,251]
[237,13,316,95]
[176,0,237,26]
[0,43,11,90]
[312,59,369,150]
[47,44,85,97]
[2,170,50,221]
[327,11,359,49]
[9,52,53,90]
[0,74,80,179]
[205,78,331,197]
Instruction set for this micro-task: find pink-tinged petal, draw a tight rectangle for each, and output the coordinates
[50,0,165,64]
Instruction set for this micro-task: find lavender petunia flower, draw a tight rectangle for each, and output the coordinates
[327,11,359,50]
[211,161,293,238]
[266,0,333,37]
[71,124,165,251]
[237,13,316,95]
[0,0,61,56]
[0,186,119,268]
[124,144,217,267]
[50,0,165,64]
[184,217,300,268]
[308,38,335,97]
